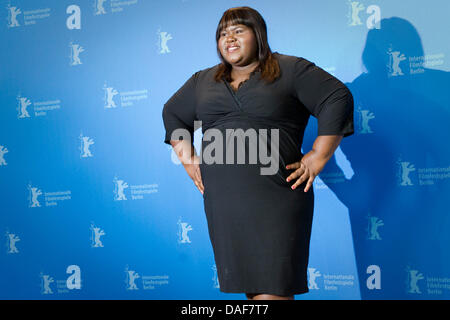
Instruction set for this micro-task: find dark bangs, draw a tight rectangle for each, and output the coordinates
[215,10,254,42]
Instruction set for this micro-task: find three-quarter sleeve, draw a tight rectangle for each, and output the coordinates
[292,57,354,137]
[162,72,199,145]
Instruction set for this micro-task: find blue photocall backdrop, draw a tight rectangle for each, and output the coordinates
[1,0,449,300]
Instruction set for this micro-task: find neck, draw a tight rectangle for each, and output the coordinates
[231,59,259,78]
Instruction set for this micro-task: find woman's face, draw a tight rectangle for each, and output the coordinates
[218,23,258,68]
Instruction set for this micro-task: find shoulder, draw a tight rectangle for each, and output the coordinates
[272,52,315,68]
[191,64,219,83]
[272,52,318,81]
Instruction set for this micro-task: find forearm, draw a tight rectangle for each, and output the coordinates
[310,135,343,161]
[170,140,199,165]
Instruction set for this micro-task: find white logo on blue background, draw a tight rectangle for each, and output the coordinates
[157,28,172,54]
[397,159,416,186]
[124,265,169,290]
[27,183,71,207]
[112,176,158,200]
[69,42,85,66]
[79,133,95,158]
[6,231,20,253]
[347,1,365,26]
[7,4,21,27]
[94,0,107,15]
[90,223,106,248]
[7,4,51,28]
[308,267,322,290]
[347,1,381,29]
[16,94,61,118]
[125,265,140,290]
[387,47,407,77]
[113,176,129,201]
[40,272,55,294]
[406,266,424,294]
[103,82,148,108]
[93,0,138,15]
[366,213,383,240]
[40,265,81,294]
[28,183,43,207]
[177,217,193,244]
[6,4,21,27]
[356,106,375,134]
[17,95,32,118]
[0,146,8,166]
[104,83,119,108]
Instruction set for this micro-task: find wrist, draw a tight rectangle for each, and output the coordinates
[309,148,333,164]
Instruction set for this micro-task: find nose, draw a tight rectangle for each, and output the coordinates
[226,36,237,47]
[226,36,236,42]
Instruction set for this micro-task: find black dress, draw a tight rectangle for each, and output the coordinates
[162,52,354,295]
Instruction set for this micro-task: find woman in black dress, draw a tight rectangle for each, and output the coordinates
[162,6,354,300]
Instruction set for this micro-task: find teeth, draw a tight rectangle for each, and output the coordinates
[228,46,239,52]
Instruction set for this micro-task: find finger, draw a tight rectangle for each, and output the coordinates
[304,175,315,192]
[197,178,204,193]
[286,165,305,182]
[291,169,310,190]
[194,168,201,181]
[193,174,204,193]
[286,161,301,170]
[195,168,204,191]
[196,167,203,182]
[290,176,304,189]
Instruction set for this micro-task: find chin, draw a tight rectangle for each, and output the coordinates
[226,52,244,60]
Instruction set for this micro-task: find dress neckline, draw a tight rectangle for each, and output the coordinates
[228,66,261,93]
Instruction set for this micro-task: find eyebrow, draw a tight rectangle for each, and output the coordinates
[222,25,245,32]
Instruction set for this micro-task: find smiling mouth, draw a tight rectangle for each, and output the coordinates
[227,46,240,52]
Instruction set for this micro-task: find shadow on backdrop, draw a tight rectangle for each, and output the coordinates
[304,16,450,299]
